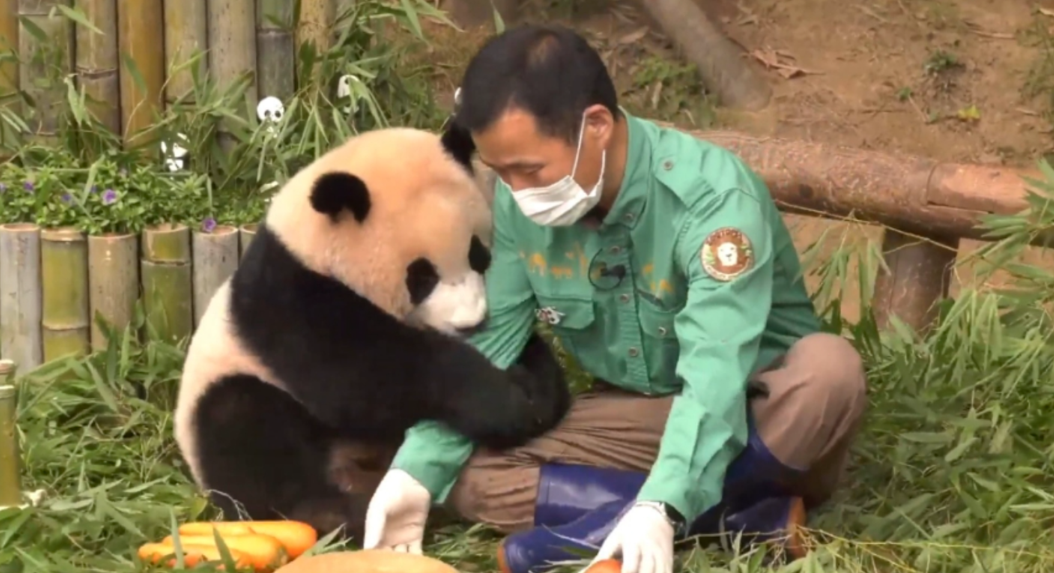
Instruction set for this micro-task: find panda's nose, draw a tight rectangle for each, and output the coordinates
[455,319,488,337]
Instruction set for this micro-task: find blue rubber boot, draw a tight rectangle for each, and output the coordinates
[716,496,809,560]
[498,496,634,573]
[533,463,648,528]
[498,421,808,573]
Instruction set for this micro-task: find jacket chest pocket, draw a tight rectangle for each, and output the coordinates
[535,295,596,362]
[637,302,680,383]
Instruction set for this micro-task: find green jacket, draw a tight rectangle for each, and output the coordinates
[392,114,821,522]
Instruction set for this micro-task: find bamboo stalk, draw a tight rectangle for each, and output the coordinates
[239,224,258,259]
[255,0,294,101]
[140,224,193,344]
[87,232,138,351]
[0,224,41,371]
[0,0,19,124]
[296,0,334,59]
[18,0,74,143]
[117,0,164,146]
[40,227,89,362]
[73,0,119,133]
[192,225,239,327]
[163,0,207,106]
[0,359,20,509]
[208,0,256,152]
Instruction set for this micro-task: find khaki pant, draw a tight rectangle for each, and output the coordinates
[447,332,868,533]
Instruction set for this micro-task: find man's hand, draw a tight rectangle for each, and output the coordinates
[587,502,675,573]
[362,469,432,553]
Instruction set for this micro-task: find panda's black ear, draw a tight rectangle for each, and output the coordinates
[310,171,371,222]
[441,122,476,174]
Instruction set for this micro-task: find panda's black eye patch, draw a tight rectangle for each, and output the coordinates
[406,258,440,305]
[468,235,491,274]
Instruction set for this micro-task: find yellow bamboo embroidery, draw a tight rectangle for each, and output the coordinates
[551,266,574,279]
[528,253,548,276]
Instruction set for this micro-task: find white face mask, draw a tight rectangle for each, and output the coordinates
[504,115,606,227]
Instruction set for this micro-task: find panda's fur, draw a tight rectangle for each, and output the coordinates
[173,127,571,541]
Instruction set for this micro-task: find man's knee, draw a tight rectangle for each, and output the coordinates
[790,332,867,415]
[447,455,540,534]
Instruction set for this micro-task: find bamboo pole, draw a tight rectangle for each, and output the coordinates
[73,0,119,133]
[87,232,137,351]
[117,0,164,146]
[0,0,20,132]
[208,0,256,152]
[297,0,335,57]
[18,0,74,143]
[163,0,208,106]
[238,224,258,259]
[0,225,41,371]
[0,359,20,510]
[40,227,89,362]
[256,0,294,101]
[192,226,239,327]
[140,224,193,344]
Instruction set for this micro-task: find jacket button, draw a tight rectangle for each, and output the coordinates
[628,347,640,357]
[663,160,674,170]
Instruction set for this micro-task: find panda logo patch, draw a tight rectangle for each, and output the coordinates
[701,227,754,281]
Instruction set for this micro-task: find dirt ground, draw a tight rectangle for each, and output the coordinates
[430,0,1054,321]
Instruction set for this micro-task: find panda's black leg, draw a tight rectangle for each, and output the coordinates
[191,374,371,541]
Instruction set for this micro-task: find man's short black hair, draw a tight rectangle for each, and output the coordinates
[453,24,620,144]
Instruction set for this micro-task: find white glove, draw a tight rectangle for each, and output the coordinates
[362,469,432,553]
[586,502,675,573]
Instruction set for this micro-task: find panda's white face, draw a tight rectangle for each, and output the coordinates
[409,271,488,336]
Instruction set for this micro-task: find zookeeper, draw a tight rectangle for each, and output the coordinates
[362,23,868,573]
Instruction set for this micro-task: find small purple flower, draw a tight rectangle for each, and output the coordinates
[90,185,98,193]
[23,181,33,192]
[61,193,72,203]
[0,183,6,192]
[102,188,117,205]
[202,217,217,233]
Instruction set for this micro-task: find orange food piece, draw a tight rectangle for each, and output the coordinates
[138,541,255,570]
[162,533,288,570]
[584,559,622,573]
[178,521,318,559]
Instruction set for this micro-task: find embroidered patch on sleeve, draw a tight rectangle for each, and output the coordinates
[701,227,754,281]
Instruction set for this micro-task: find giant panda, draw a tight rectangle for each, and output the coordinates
[173,126,571,541]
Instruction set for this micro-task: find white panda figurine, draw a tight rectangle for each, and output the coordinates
[173,126,570,542]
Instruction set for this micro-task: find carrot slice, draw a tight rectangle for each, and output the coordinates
[178,521,318,559]
[162,533,288,570]
[138,541,255,570]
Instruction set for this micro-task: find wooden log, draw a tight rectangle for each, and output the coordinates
[873,230,959,333]
[636,0,771,111]
[0,359,20,509]
[650,123,1041,242]
[192,225,239,327]
[140,224,193,344]
[117,0,165,146]
[163,0,208,105]
[256,0,295,101]
[18,0,74,143]
[0,224,41,371]
[40,227,90,362]
[239,224,257,259]
[208,0,256,151]
[87,232,138,351]
[73,0,119,133]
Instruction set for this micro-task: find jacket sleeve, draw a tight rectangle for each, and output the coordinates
[391,192,538,503]
[635,181,774,522]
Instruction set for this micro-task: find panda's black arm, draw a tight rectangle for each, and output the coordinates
[423,330,572,450]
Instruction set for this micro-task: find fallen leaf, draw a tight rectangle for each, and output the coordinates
[617,26,649,46]
[1039,7,1053,17]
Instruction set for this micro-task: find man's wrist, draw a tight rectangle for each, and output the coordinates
[635,500,685,530]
